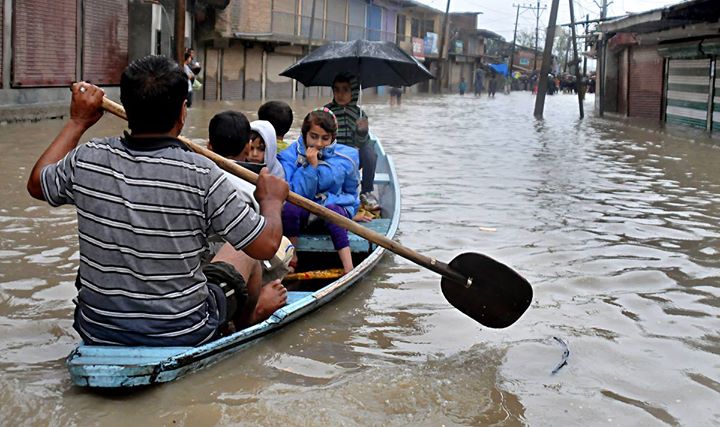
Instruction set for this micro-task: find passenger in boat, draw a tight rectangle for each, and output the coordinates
[249,120,285,178]
[26,55,288,346]
[278,108,360,273]
[207,111,258,212]
[208,112,294,283]
[325,73,379,211]
[258,100,293,153]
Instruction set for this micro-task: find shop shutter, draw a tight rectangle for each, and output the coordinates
[617,49,628,115]
[713,60,720,133]
[82,0,128,84]
[204,48,220,101]
[12,0,77,87]
[628,46,664,120]
[222,45,245,100]
[265,53,293,99]
[666,59,711,129]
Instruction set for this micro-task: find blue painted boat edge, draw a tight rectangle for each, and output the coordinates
[66,139,400,388]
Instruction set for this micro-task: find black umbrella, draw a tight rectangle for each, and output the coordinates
[280,40,434,88]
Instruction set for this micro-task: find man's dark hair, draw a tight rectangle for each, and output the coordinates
[258,101,293,138]
[120,55,187,134]
[209,111,251,157]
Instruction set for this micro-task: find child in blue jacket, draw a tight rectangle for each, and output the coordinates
[278,108,360,273]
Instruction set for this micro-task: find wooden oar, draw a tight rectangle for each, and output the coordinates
[101,97,532,328]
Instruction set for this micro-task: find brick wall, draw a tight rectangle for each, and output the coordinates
[217,0,272,36]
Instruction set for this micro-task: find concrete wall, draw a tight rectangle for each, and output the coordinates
[216,0,274,35]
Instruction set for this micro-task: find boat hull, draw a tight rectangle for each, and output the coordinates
[67,137,400,388]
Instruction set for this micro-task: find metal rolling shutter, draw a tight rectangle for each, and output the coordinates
[222,46,245,100]
[82,0,128,84]
[617,49,628,115]
[713,60,719,133]
[628,46,664,120]
[665,59,710,129]
[265,53,293,99]
[204,48,220,101]
[12,0,77,87]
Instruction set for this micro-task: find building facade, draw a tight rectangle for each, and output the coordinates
[0,0,501,120]
[197,0,407,101]
[598,0,720,136]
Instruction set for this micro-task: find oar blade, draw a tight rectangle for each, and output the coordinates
[441,253,532,328]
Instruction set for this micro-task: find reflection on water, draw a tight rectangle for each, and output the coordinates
[1,93,719,425]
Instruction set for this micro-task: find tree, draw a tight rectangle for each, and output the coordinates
[554,28,572,71]
[516,29,537,49]
[516,27,573,72]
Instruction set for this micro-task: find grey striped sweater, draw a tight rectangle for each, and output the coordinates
[41,135,265,346]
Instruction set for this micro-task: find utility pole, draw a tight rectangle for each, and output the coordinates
[533,1,546,70]
[583,14,589,76]
[509,4,522,76]
[513,4,537,72]
[569,0,584,118]
[174,0,185,65]
[533,0,559,119]
[436,0,451,93]
[303,0,317,100]
[597,0,608,116]
[307,0,317,52]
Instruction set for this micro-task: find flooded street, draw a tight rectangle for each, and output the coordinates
[1,92,719,426]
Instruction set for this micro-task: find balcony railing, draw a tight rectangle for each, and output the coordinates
[271,10,396,43]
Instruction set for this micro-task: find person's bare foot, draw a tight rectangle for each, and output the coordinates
[252,280,287,323]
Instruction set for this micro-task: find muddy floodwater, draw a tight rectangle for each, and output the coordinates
[1,92,719,426]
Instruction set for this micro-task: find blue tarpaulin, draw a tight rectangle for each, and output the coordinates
[489,63,509,76]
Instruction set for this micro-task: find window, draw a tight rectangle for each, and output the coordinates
[411,18,420,37]
[397,15,406,37]
[423,19,434,34]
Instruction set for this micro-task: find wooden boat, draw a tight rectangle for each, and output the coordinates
[66,137,400,388]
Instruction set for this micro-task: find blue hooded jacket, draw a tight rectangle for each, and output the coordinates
[278,136,361,217]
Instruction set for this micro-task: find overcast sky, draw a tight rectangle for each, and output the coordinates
[415,0,684,41]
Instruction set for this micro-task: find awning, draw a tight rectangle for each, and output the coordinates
[489,63,508,76]
[657,37,720,59]
[599,0,720,35]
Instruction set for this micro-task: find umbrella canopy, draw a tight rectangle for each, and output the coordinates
[280,40,434,88]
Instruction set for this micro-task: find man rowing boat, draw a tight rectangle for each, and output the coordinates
[26,55,289,346]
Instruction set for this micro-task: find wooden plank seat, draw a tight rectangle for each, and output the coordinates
[296,218,391,252]
[373,173,390,185]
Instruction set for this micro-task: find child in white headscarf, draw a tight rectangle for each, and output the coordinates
[248,120,285,178]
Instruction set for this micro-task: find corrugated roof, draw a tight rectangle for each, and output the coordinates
[599,0,720,34]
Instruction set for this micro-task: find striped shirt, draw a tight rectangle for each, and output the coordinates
[41,135,265,346]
